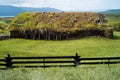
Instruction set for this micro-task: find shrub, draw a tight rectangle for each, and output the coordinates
[104,28,113,39]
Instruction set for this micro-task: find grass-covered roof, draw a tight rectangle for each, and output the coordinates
[9,12,106,32]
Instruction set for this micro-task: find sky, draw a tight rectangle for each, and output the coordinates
[0,0,120,11]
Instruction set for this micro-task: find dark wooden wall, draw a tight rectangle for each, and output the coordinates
[10,29,113,40]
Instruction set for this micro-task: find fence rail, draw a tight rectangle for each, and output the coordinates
[80,57,120,60]
[0,53,120,69]
[8,56,76,59]
[0,59,5,61]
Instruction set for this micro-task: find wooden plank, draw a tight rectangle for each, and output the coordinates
[12,65,75,68]
[9,56,76,59]
[80,57,120,60]
[12,60,74,64]
[25,65,75,68]
[80,61,120,65]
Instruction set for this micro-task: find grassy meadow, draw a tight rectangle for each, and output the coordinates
[0,65,120,80]
[0,31,120,58]
[0,31,120,80]
[105,15,120,23]
[0,14,120,80]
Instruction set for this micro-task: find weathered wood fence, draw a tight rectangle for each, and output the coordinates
[0,53,120,69]
[10,29,113,40]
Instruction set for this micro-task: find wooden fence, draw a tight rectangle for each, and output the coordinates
[0,53,120,69]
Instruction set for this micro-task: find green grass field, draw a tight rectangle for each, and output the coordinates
[0,31,120,80]
[106,16,120,23]
[0,14,120,80]
[0,31,120,58]
[105,14,120,23]
[0,65,120,80]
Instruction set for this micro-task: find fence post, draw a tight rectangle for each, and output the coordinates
[43,58,45,68]
[5,54,12,68]
[108,59,110,66]
[74,53,80,67]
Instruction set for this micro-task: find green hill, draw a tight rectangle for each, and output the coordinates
[102,9,120,15]
[0,5,62,16]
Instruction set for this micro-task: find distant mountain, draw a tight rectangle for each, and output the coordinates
[68,9,120,14]
[102,9,120,14]
[0,5,24,16]
[68,9,107,12]
[0,5,62,16]
[22,7,62,12]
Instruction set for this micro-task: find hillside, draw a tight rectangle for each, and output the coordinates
[0,32,120,79]
[0,5,24,16]
[102,9,120,15]
[22,7,62,12]
[0,5,62,16]
[0,31,120,57]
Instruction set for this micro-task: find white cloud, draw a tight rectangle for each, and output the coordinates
[0,0,120,10]
[0,0,25,5]
[12,0,103,10]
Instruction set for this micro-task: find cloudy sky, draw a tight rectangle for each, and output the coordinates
[0,0,120,11]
